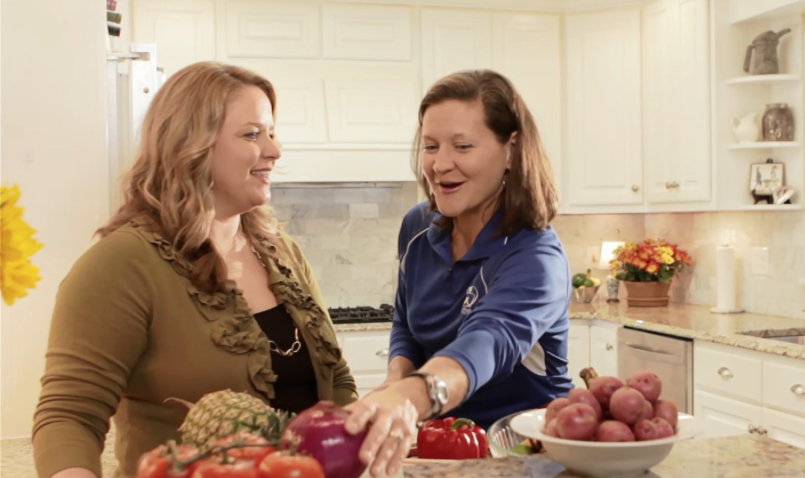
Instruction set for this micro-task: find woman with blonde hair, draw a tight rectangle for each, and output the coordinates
[32,61,357,478]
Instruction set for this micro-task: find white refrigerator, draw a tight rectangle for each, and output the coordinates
[105,43,165,216]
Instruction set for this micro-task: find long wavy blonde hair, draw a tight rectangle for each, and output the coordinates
[97,61,285,294]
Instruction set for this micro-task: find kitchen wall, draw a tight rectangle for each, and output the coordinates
[1,0,110,438]
[646,210,805,319]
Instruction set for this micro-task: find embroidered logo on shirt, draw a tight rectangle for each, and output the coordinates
[461,285,479,314]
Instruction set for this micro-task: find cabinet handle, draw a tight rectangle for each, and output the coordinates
[376,348,389,357]
[665,182,672,189]
[632,185,639,192]
[759,427,768,436]
[747,424,757,434]
[606,343,613,351]
[717,367,733,378]
[791,384,805,396]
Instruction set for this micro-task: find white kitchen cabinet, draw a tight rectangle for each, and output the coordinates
[225,1,320,59]
[643,0,711,204]
[321,3,413,61]
[589,325,619,378]
[337,330,391,398]
[132,0,216,78]
[693,341,805,449]
[564,10,643,207]
[567,324,591,388]
[420,8,494,91]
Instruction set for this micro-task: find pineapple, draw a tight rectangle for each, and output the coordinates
[171,389,293,449]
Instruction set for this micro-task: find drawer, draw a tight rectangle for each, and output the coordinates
[762,360,805,417]
[354,372,386,398]
[340,332,391,373]
[694,343,762,402]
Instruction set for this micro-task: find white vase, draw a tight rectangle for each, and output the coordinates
[731,113,759,143]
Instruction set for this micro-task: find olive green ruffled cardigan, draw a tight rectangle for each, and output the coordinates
[32,219,358,478]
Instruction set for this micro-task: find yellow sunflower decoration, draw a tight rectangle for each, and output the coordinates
[1,184,43,306]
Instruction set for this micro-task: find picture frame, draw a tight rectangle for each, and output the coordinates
[749,160,784,196]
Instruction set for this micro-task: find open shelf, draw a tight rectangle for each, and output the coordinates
[726,74,801,85]
[727,141,801,150]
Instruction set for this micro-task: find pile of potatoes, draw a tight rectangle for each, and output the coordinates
[543,367,679,442]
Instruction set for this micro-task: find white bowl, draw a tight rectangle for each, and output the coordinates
[509,409,703,477]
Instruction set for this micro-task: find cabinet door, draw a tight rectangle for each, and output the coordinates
[590,325,618,378]
[693,390,763,438]
[132,0,216,78]
[565,10,643,206]
[568,324,591,389]
[492,13,562,200]
[761,407,805,450]
[644,0,711,204]
[420,8,493,91]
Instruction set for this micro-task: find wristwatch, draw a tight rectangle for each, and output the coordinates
[407,371,448,420]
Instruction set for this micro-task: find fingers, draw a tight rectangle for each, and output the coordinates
[359,411,393,466]
[368,423,413,477]
[344,400,377,436]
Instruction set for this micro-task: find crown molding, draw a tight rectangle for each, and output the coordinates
[315,0,648,13]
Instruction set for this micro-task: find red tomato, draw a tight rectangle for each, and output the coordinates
[137,444,201,478]
[211,432,275,462]
[257,452,324,478]
[191,458,258,478]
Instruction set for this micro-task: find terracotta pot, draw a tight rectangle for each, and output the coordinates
[622,281,672,307]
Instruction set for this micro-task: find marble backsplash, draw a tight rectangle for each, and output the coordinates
[271,184,805,319]
[645,211,805,319]
[270,184,645,307]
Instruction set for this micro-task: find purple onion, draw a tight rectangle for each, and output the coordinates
[281,401,368,478]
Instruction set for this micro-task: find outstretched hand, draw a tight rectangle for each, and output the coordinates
[343,384,421,477]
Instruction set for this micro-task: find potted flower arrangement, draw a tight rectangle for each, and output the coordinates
[609,239,691,307]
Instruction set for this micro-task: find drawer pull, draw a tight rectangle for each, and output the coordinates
[791,384,805,396]
[717,367,733,378]
[747,424,757,434]
[376,349,389,357]
[606,343,613,351]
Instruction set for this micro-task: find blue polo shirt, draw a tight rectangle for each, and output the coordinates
[389,201,573,429]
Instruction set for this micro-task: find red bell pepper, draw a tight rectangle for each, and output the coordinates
[416,417,488,460]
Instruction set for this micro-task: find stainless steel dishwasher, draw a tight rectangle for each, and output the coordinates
[617,327,694,414]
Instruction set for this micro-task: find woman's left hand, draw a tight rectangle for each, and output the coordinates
[343,385,421,477]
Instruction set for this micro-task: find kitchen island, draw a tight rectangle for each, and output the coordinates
[403,434,805,477]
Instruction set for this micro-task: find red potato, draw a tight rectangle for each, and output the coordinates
[609,387,646,425]
[652,417,675,438]
[626,371,663,403]
[544,419,559,437]
[653,398,679,429]
[568,388,603,420]
[595,421,635,442]
[632,419,658,441]
[580,368,624,410]
[554,403,599,441]
[545,397,571,424]
[637,400,654,421]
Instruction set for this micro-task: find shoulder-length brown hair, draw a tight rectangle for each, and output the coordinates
[97,61,285,294]
[411,69,558,235]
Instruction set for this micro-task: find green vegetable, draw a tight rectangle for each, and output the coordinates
[572,273,587,289]
[510,444,535,455]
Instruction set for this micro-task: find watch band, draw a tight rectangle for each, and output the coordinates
[408,371,448,420]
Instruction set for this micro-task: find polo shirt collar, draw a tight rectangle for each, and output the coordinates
[426,206,508,263]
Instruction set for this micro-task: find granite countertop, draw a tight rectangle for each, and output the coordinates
[334,302,805,360]
[403,435,805,477]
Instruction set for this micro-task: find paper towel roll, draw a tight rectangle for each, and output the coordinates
[712,245,743,314]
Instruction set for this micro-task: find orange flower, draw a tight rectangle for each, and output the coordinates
[646,262,659,274]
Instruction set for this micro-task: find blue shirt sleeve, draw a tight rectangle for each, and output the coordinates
[433,242,570,399]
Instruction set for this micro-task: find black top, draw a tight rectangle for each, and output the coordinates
[253,304,319,414]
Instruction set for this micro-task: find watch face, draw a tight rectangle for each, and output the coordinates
[436,386,449,404]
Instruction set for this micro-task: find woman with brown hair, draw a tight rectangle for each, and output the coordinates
[32,61,357,478]
[344,70,573,477]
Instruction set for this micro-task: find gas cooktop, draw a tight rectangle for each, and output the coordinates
[327,304,394,324]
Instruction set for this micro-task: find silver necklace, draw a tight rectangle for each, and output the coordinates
[250,243,302,357]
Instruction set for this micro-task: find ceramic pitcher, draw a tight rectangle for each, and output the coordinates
[732,113,759,143]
